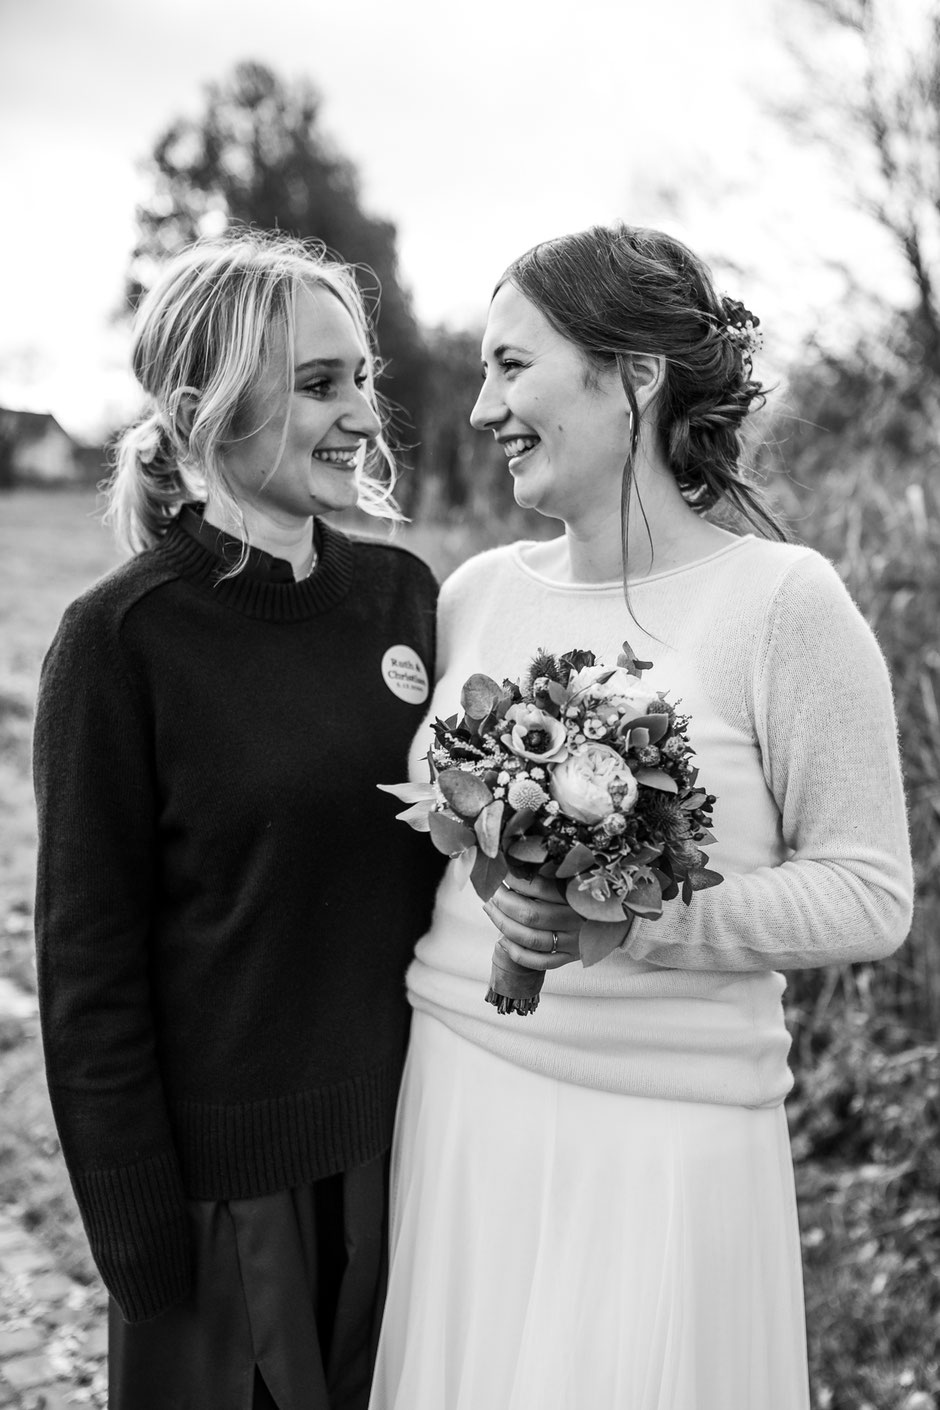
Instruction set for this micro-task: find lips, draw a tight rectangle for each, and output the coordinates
[312,446,359,467]
[501,435,540,461]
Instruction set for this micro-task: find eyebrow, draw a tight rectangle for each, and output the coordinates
[294,356,366,374]
[481,342,528,367]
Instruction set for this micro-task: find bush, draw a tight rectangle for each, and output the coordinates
[787,991,940,1407]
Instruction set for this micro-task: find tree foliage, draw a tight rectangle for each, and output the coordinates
[776,0,940,467]
[128,61,426,446]
[764,0,940,1042]
[412,328,511,519]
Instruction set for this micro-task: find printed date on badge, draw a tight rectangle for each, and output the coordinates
[381,646,429,703]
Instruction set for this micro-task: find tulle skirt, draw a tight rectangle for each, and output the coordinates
[369,1012,809,1410]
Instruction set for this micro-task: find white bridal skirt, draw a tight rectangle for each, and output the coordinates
[369,1012,810,1410]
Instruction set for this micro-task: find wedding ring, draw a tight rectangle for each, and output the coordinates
[551,931,559,955]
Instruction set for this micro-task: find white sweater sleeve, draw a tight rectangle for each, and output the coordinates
[624,553,914,972]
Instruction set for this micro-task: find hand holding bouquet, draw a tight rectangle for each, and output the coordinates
[380,643,722,1015]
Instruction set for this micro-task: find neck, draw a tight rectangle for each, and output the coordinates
[202,497,316,579]
[562,455,731,584]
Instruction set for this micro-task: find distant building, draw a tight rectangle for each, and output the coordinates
[0,406,104,487]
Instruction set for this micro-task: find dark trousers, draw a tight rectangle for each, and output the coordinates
[108,1157,387,1410]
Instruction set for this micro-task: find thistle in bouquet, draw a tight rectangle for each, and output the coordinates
[380,642,722,1016]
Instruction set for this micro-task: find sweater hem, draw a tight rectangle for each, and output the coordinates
[169,1061,401,1199]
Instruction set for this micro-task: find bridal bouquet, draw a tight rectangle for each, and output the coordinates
[380,643,722,1016]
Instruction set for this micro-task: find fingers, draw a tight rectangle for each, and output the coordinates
[502,869,562,901]
[492,931,575,972]
[491,881,573,934]
[482,897,579,970]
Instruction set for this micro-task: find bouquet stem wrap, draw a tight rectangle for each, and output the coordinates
[485,946,545,1016]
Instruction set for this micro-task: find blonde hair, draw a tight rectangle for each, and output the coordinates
[106,231,401,556]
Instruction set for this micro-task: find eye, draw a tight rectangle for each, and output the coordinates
[301,378,333,398]
[355,371,370,390]
[498,358,524,375]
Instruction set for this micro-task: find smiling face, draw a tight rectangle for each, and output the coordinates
[470,281,631,528]
[220,279,381,528]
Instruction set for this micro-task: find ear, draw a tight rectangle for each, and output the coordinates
[627,355,665,414]
[175,392,200,441]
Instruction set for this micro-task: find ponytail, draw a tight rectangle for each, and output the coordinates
[105,412,203,555]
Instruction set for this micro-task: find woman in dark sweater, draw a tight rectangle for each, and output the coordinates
[32,233,446,1409]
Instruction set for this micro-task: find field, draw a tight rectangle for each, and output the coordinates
[0,487,937,1408]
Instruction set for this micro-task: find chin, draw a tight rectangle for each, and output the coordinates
[511,473,538,511]
[512,481,552,518]
[312,482,360,515]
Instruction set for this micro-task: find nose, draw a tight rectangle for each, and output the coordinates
[469,372,506,432]
[342,385,382,440]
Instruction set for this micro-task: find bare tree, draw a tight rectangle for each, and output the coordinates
[755,0,940,494]
[778,0,940,407]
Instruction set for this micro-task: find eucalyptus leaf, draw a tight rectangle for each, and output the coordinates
[394,801,434,832]
[477,709,498,737]
[565,878,627,922]
[507,835,549,864]
[495,690,515,718]
[579,917,632,967]
[428,810,476,857]
[377,782,436,805]
[680,790,707,811]
[687,867,724,892]
[438,769,494,819]
[469,846,509,902]
[460,673,502,721]
[502,807,537,843]
[474,799,505,859]
[635,768,679,793]
[623,874,664,919]
[555,842,597,879]
[618,712,669,744]
[452,846,477,890]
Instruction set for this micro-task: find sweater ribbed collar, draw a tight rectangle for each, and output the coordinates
[156,511,355,621]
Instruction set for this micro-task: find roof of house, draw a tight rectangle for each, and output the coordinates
[0,406,74,444]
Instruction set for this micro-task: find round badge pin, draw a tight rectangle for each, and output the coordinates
[381,646,429,704]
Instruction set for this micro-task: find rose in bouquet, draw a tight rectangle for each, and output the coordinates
[380,643,722,1016]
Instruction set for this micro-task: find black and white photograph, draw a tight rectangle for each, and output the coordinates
[0,0,937,1406]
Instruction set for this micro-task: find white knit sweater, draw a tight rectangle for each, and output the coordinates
[405,535,913,1108]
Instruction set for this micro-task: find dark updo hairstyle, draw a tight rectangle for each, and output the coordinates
[501,223,786,556]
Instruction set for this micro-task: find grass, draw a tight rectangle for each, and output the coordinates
[0,489,124,1292]
[0,487,937,1407]
[0,489,124,949]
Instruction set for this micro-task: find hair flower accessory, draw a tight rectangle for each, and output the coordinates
[720,296,763,359]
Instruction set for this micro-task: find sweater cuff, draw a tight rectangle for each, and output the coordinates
[72,1150,193,1323]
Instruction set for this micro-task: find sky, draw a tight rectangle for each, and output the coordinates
[0,0,921,442]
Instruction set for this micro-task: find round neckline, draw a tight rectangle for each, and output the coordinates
[156,514,355,621]
[510,534,754,592]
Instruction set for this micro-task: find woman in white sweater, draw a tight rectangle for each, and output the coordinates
[369,225,913,1410]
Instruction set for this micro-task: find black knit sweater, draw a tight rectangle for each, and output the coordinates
[33,514,443,1322]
